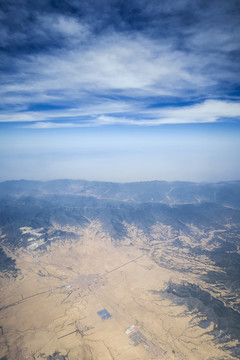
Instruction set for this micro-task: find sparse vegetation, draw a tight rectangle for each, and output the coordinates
[0,180,240,359]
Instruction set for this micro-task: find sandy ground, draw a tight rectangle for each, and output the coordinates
[0,221,237,359]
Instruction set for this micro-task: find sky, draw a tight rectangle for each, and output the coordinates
[0,0,240,182]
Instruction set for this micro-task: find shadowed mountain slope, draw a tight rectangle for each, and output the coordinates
[0,179,240,208]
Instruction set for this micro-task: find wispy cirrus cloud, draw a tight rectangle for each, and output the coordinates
[0,32,213,99]
[1,0,240,182]
[0,0,240,127]
[11,100,239,128]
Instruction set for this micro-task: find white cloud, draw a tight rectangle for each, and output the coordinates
[13,99,239,128]
[35,13,91,43]
[94,100,240,125]
[0,31,218,107]
[0,99,136,123]
[1,22,239,127]
[149,100,240,124]
[27,122,87,129]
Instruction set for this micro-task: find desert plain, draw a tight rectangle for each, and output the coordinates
[0,220,237,360]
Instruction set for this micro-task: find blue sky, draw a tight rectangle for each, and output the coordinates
[0,0,240,182]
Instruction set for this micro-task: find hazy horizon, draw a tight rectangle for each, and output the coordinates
[1,177,240,186]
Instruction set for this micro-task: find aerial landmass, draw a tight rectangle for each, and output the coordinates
[0,180,240,360]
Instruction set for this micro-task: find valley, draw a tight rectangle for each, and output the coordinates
[0,180,240,359]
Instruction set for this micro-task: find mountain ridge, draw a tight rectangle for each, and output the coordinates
[1,179,240,209]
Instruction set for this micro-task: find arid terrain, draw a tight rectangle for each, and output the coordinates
[0,180,240,360]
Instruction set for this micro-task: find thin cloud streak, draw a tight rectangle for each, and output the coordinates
[17,100,240,128]
[1,29,239,124]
